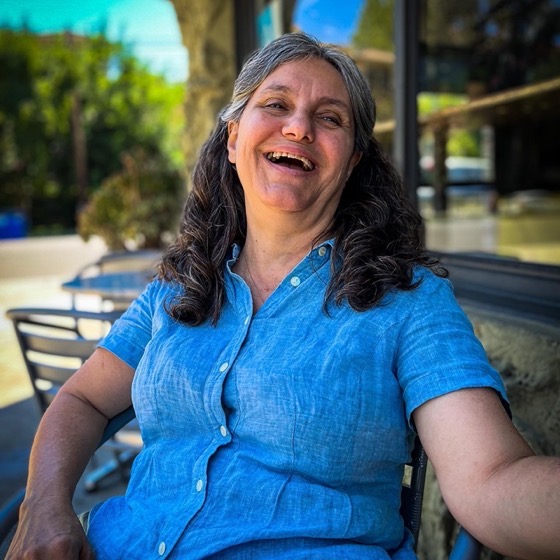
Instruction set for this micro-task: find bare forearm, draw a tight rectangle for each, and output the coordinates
[463,455,560,559]
[7,350,133,559]
[23,390,108,509]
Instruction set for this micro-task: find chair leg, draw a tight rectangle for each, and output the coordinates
[83,449,137,493]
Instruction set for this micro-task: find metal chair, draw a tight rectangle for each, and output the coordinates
[5,307,142,493]
[0,401,482,558]
[401,437,482,559]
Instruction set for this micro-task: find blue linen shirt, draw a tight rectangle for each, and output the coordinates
[87,240,507,559]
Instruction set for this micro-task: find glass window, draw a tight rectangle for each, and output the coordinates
[292,0,393,121]
[419,0,560,265]
[292,1,560,265]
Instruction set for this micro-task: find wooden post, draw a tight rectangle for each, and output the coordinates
[432,124,448,216]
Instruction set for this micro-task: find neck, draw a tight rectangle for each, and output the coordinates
[235,227,325,312]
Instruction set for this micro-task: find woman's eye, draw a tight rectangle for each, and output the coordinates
[320,114,341,126]
[266,102,285,110]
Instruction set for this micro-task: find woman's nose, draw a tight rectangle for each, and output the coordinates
[282,111,314,142]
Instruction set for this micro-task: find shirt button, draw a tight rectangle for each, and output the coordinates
[219,362,229,372]
[290,276,301,287]
[196,479,204,492]
[318,246,327,257]
[158,541,166,555]
[220,425,227,437]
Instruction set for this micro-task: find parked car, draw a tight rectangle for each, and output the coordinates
[418,156,496,216]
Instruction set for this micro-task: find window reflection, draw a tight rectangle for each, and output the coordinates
[291,0,560,265]
[419,0,560,264]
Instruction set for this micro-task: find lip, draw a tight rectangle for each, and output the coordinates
[262,147,318,173]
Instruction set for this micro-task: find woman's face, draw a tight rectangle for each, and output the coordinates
[227,58,361,225]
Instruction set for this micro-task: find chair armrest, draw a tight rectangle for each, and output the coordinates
[0,489,25,544]
[449,526,482,560]
[100,406,136,446]
[0,407,137,543]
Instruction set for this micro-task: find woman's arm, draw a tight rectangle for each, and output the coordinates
[414,387,560,560]
[6,348,134,560]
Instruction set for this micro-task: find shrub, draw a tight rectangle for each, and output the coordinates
[78,148,185,250]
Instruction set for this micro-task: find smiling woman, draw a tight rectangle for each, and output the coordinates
[225,58,360,235]
[5,32,560,560]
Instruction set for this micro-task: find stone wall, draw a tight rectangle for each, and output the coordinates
[417,307,560,559]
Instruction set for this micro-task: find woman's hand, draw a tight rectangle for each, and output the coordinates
[4,348,135,560]
[6,500,93,559]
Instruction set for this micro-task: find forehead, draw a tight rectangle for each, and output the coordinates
[253,58,351,106]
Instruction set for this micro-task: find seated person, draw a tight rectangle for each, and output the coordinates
[4,32,560,560]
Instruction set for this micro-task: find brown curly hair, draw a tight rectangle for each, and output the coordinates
[158,33,446,325]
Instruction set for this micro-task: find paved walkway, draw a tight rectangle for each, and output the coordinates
[0,235,128,513]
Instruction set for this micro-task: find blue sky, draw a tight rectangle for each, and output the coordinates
[294,0,365,44]
[0,0,365,82]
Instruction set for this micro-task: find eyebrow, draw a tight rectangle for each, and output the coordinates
[257,84,352,114]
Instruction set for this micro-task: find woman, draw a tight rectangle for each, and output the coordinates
[5,33,559,559]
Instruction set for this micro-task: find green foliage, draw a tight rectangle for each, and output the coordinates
[0,29,185,233]
[351,0,394,122]
[417,92,467,117]
[447,129,480,158]
[418,93,481,157]
[78,148,184,250]
[352,0,393,51]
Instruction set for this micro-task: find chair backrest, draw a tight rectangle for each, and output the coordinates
[6,308,123,414]
[400,437,482,559]
[67,250,160,311]
[401,436,428,548]
[75,250,161,280]
[98,250,161,274]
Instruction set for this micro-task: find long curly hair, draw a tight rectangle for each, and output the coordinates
[159,33,446,326]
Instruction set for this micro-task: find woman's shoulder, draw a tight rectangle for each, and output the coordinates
[130,276,184,314]
[411,264,452,293]
[371,265,458,321]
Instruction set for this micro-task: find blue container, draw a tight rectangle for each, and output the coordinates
[0,211,28,239]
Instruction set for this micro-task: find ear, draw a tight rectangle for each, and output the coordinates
[227,121,238,164]
[347,151,362,180]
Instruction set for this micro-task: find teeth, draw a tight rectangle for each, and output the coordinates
[266,151,314,171]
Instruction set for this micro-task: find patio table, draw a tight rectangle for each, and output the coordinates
[61,270,154,303]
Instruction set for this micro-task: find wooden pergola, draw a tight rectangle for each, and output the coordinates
[375,76,560,212]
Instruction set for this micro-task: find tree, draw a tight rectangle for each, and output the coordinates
[0,29,185,234]
[352,0,393,51]
[169,0,236,185]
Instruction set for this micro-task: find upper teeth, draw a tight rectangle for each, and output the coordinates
[266,152,314,171]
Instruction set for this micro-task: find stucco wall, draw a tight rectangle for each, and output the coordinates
[417,307,560,559]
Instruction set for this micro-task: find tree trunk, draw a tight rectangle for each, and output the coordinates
[169,0,236,189]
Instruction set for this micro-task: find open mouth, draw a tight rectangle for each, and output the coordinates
[266,151,315,172]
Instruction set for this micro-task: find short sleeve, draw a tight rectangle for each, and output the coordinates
[98,279,173,370]
[395,272,509,426]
